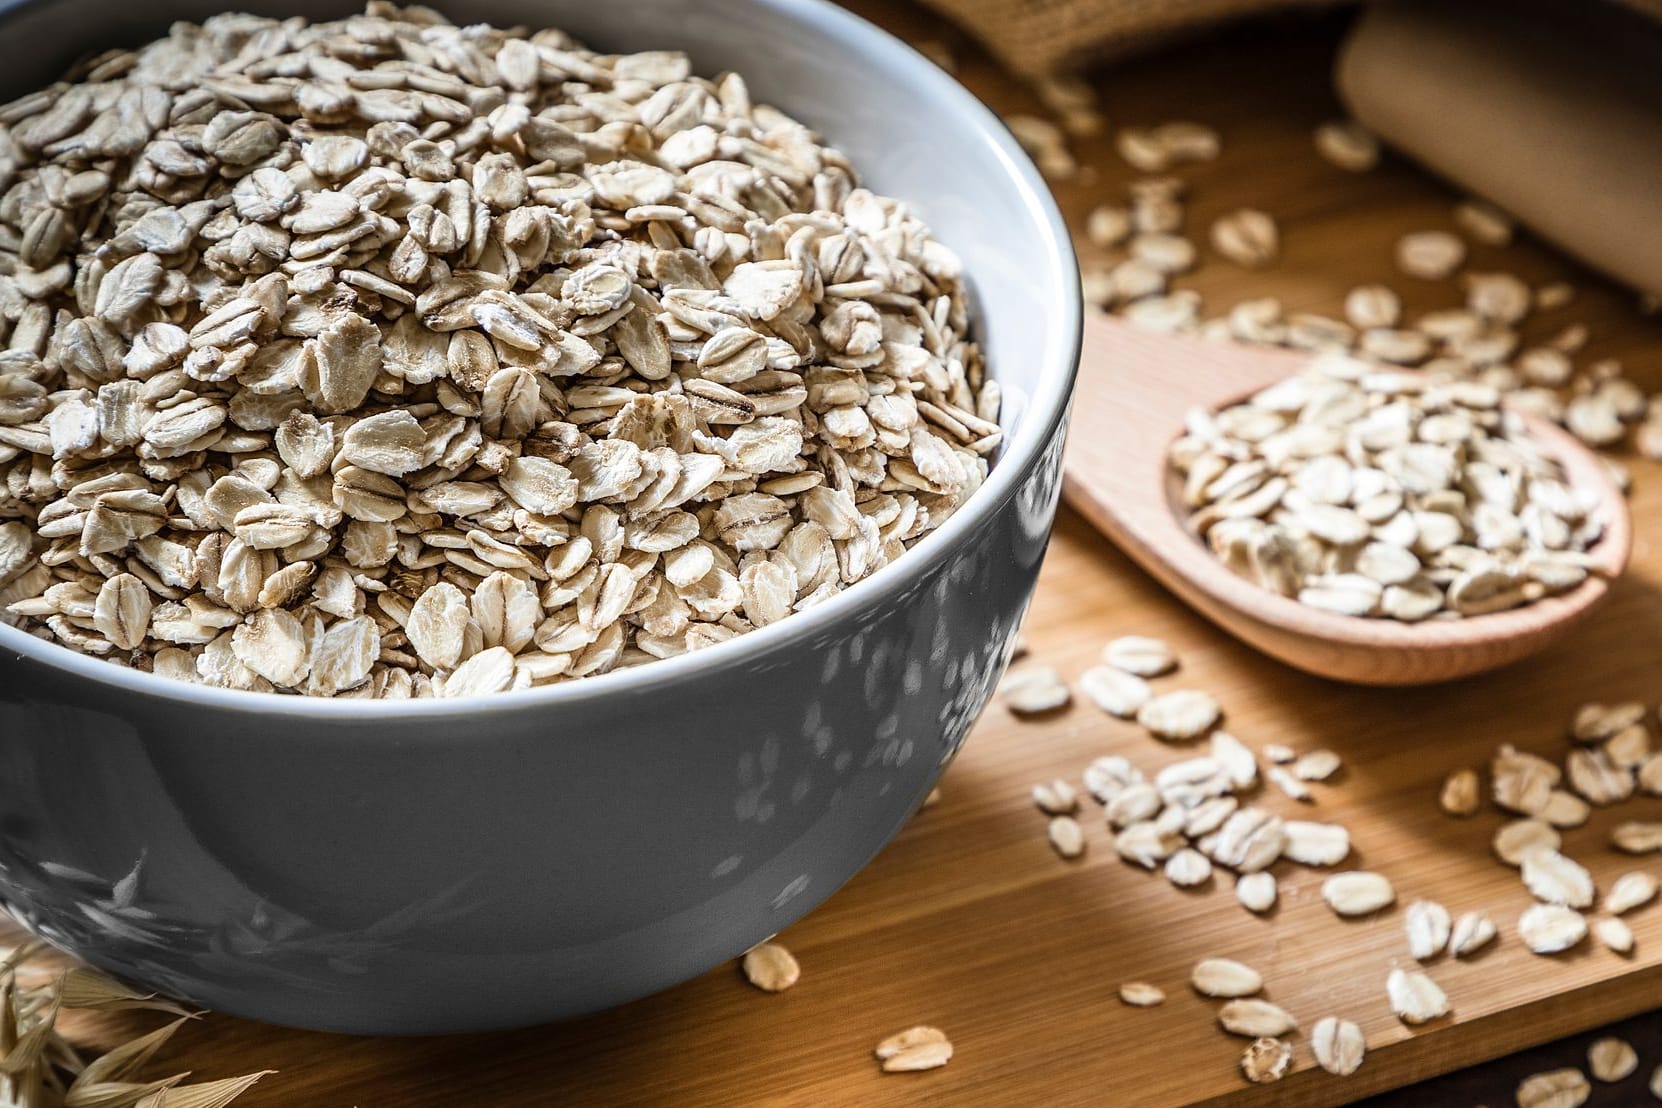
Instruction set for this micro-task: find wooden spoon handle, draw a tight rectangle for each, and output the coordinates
[1060,311,1307,587]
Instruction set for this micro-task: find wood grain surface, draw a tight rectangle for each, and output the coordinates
[15,4,1662,1106]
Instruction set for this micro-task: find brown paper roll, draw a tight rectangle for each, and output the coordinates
[1338,0,1662,298]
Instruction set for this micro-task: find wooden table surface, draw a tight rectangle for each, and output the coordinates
[24,4,1662,1106]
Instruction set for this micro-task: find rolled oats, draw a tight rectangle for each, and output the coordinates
[0,10,995,697]
[875,1026,952,1073]
[1321,871,1395,916]
[1405,899,1452,960]
[1137,689,1220,741]
[1518,904,1587,954]
[1611,821,1662,854]
[1241,1037,1292,1084]
[1104,634,1178,676]
[1119,981,1166,1007]
[1494,819,1561,866]
[1313,120,1380,172]
[1235,872,1277,914]
[1521,850,1595,909]
[1449,910,1497,957]
[1210,209,1278,269]
[1171,354,1606,622]
[1048,815,1086,859]
[1311,1017,1365,1076]
[1031,779,1080,816]
[741,942,800,993]
[1593,915,1635,956]
[1604,872,1658,915]
[1439,768,1482,817]
[1516,1068,1590,1108]
[1386,967,1448,1024]
[1218,999,1296,1038]
[1002,667,1072,715]
[1396,231,1466,280]
[1588,1037,1638,1082]
[1165,847,1213,887]
[1191,957,1262,998]
[1282,821,1351,866]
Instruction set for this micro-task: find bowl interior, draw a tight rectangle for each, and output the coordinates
[0,0,1082,712]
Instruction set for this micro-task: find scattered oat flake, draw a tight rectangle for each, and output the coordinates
[1119,982,1166,1007]
[1048,815,1086,860]
[1454,199,1515,245]
[1236,872,1278,914]
[1450,911,1498,958]
[1282,821,1350,866]
[1386,968,1448,1024]
[875,1026,952,1073]
[1397,231,1466,280]
[1211,208,1279,269]
[1263,744,1296,764]
[1605,872,1658,915]
[1165,847,1213,887]
[1405,900,1452,961]
[1031,779,1079,815]
[1494,819,1561,866]
[1588,1037,1638,1082]
[1267,766,1312,802]
[1137,689,1220,741]
[1516,1067,1591,1108]
[1191,958,1262,998]
[1293,750,1341,782]
[1540,790,1591,829]
[741,942,800,993]
[1518,904,1588,954]
[1521,850,1595,908]
[1439,768,1482,817]
[1104,634,1178,676]
[1241,1037,1292,1084]
[1078,664,1150,718]
[1314,120,1379,172]
[1001,666,1071,715]
[1612,821,1662,854]
[1322,871,1395,917]
[1311,1016,1365,1076]
[1218,999,1297,1038]
[1594,916,1635,956]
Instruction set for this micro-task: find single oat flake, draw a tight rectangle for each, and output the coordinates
[1518,904,1587,954]
[1241,1037,1292,1084]
[1119,982,1166,1007]
[1386,968,1449,1024]
[1311,1016,1366,1076]
[1515,1067,1590,1108]
[1218,999,1297,1038]
[1588,1036,1638,1082]
[875,1026,953,1073]
[1191,958,1262,998]
[741,942,800,993]
[1322,871,1395,917]
[1137,689,1221,741]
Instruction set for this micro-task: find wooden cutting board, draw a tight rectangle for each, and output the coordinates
[14,4,1662,1107]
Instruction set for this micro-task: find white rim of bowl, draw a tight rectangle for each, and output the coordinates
[0,0,1083,720]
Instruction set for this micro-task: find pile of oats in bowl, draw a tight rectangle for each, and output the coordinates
[0,4,998,698]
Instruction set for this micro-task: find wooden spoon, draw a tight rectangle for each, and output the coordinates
[1061,313,1633,686]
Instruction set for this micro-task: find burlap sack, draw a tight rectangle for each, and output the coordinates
[921,0,1662,76]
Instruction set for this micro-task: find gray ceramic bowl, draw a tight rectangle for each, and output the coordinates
[0,0,1079,1033]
